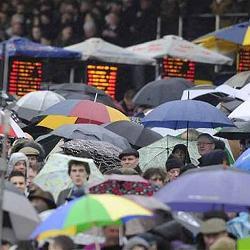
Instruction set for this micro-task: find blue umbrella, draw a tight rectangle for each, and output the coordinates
[141,100,234,129]
[234,148,250,171]
[0,37,81,58]
[155,165,250,212]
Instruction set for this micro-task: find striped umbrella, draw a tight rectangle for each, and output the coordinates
[31,194,152,241]
[37,100,129,129]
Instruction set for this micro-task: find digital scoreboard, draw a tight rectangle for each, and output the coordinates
[162,56,196,82]
[86,64,118,98]
[237,47,250,72]
[8,59,43,96]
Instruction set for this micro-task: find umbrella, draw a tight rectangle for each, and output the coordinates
[48,83,118,109]
[3,182,40,240]
[61,139,122,174]
[141,100,234,129]
[89,174,160,196]
[138,134,200,170]
[219,98,243,116]
[34,153,103,200]
[51,124,130,150]
[223,71,250,89]
[127,35,232,65]
[229,101,250,121]
[215,121,250,140]
[155,165,250,212]
[66,37,155,65]
[0,110,26,138]
[234,148,250,171]
[209,21,250,46]
[11,91,65,122]
[133,78,193,107]
[103,121,163,148]
[30,194,153,241]
[37,100,129,129]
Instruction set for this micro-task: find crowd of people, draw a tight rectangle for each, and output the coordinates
[0,0,249,47]
[1,117,248,249]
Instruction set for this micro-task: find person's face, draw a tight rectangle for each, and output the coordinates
[197,137,215,156]
[70,164,89,187]
[9,176,26,193]
[27,155,38,168]
[203,232,226,249]
[167,168,180,181]
[173,149,186,163]
[27,167,38,191]
[103,225,119,241]
[120,155,139,168]
[14,160,26,175]
[32,27,41,40]
[149,174,164,187]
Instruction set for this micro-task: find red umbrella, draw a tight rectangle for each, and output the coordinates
[89,174,160,196]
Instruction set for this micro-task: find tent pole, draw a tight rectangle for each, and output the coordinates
[0,112,10,245]
[2,42,9,97]
[69,68,75,83]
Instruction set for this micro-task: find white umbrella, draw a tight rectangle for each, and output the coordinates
[229,101,250,121]
[127,35,232,65]
[65,38,155,65]
[12,90,65,121]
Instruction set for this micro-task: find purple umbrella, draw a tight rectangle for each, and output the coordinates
[155,165,250,212]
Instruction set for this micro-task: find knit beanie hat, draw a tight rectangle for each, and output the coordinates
[165,158,184,171]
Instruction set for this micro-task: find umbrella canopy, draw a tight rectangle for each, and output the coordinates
[0,37,81,58]
[12,91,65,122]
[133,78,193,107]
[34,153,103,200]
[141,100,234,129]
[155,165,250,212]
[103,121,162,148]
[51,124,131,150]
[229,101,250,121]
[89,174,160,196]
[127,35,232,65]
[211,21,250,46]
[48,83,118,109]
[38,100,129,129]
[0,110,26,138]
[215,121,250,140]
[61,139,122,174]
[65,37,155,65]
[31,194,153,241]
[3,182,40,241]
[223,71,250,89]
[234,148,250,171]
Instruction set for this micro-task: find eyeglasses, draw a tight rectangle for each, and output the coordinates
[197,142,214,146]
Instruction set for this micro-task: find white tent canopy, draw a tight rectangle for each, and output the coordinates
[65,38,156,65]
[127,35,233,65]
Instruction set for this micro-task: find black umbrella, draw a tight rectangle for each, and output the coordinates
[48,83,118,109]
[133,78,193,107]
[103,120,163,149]
[215,121,250,140]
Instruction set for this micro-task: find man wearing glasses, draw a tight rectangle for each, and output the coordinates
[197,133,216,157]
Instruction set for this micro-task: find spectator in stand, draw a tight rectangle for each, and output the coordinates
[55,25,78,47]
[143,167,166,187]
[8,170,27,194]
[119,89,135,116]
[30,25,42,42]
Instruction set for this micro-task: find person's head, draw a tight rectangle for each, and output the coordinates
[68,160,90,187]
[48,235,75,250]
[199,149,229,167]
[8,152,29,176]
[61,25,74,41]
[8,171,26,193]
[31,26,42,41]
[143,168,166,187]
[197,133,215,156]
[83,20,97,38]
[103,225,120,245]
[200,218,227,250]
[29,188,56,213]
[124,89,135,110]
[165,157,184,182]
[119,149,139,169]
[19,146,39,169]
[172,144,191,164]
[27,167,38,192]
